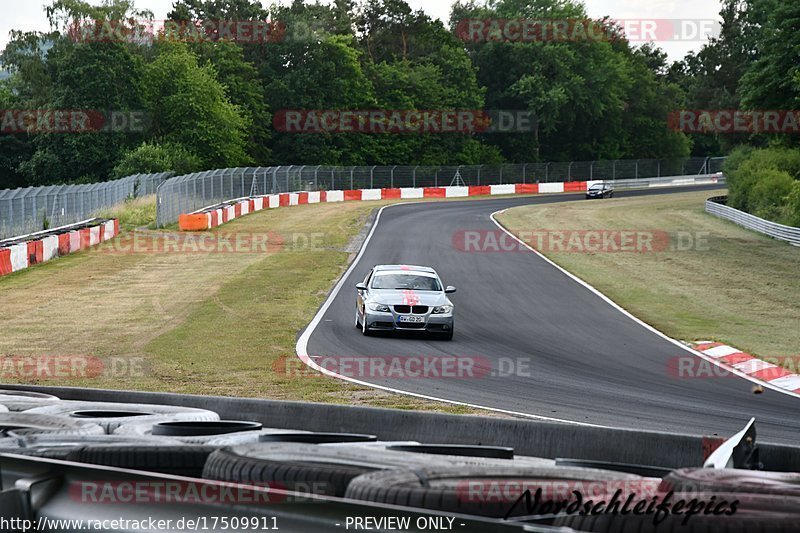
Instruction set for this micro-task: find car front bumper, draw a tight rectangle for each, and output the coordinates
[363,310,453,333]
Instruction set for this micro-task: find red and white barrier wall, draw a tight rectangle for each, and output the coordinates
[178,182,591,231]
[0,219,119,277]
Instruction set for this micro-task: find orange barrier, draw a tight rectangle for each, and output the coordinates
[469,185,491,196]
[515,183,538,194]
[27,240,43,265]
[343,190,362,201]
[381,188,401,199]
[423,187,446,198]
[0,249,11,276]
[57,233,71,255]
[80,228,92,249]
[564,181,587,192]
[178,213,210,231]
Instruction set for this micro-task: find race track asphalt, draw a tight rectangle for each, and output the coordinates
[302,186,800,444]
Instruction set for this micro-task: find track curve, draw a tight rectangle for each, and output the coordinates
[300,186,800,444]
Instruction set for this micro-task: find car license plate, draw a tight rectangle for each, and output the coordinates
[398,315,424,323]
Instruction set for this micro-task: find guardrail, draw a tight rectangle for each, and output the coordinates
[5,384,800,471]
[155,159,727,227]
[164,173,727,230]
[705,196,800,246]
[607,173,725,190]
[0,172,173,240]
[0,218,120,277]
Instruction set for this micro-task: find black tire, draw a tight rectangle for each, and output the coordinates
[361,317,372,336]
[1,413,104,437]
[203,445,374,496]
[25,402,219,434]
[113,420,284,445]
[0,446,79,460]
[70,445,218,478]
[440,327,454,341]
[0,436,182,463]
[202,443,539,497]
[659,468,800,497]
[0,390,60,412]
[344,465,643,518]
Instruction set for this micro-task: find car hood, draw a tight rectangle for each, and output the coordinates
[369,289,450,307]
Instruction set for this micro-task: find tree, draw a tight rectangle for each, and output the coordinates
[740,0,800,126]
[141,42,251,168]
[193,41,272,164]
[0,82,35,188]
[112,140,202,178]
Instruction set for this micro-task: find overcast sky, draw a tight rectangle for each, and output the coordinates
[1,0,724,62]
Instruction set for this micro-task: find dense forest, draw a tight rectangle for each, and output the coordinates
[0,0,798,224]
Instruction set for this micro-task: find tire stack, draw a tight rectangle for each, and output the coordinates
[3,389,800,531]
[0,392,224,476]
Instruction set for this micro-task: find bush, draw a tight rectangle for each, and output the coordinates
[782,181,800,227]
[725,146,800,226]
[112,141,201,179]
[748,168,794,222]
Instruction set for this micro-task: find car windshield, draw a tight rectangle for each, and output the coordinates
[589,184,604,190]
[372,273,441,291]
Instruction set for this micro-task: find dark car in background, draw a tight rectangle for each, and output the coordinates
[586,182,614,199]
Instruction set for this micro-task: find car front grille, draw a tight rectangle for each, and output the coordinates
[393,305,429,314]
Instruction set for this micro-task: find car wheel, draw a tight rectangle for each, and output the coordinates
[441,327,454,341]
[361,315,372,336]
[609,191,614,198]
[354,309,361,329]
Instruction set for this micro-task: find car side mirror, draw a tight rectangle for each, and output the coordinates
[356,282,366,290]
[445,286,456,293]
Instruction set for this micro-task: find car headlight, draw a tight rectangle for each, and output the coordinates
[432,305,453,314]
[367,303,391,312]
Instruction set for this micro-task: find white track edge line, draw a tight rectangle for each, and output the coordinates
[489,209,800,400]
[295,201,608,427]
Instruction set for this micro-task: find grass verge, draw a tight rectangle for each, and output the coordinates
[496,189,800,365]
[97,194,158,231]
[0,196,484,414]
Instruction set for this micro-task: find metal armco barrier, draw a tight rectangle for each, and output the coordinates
[0,172,172,240]
[706,196,800,246]
[155,161,727,227]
